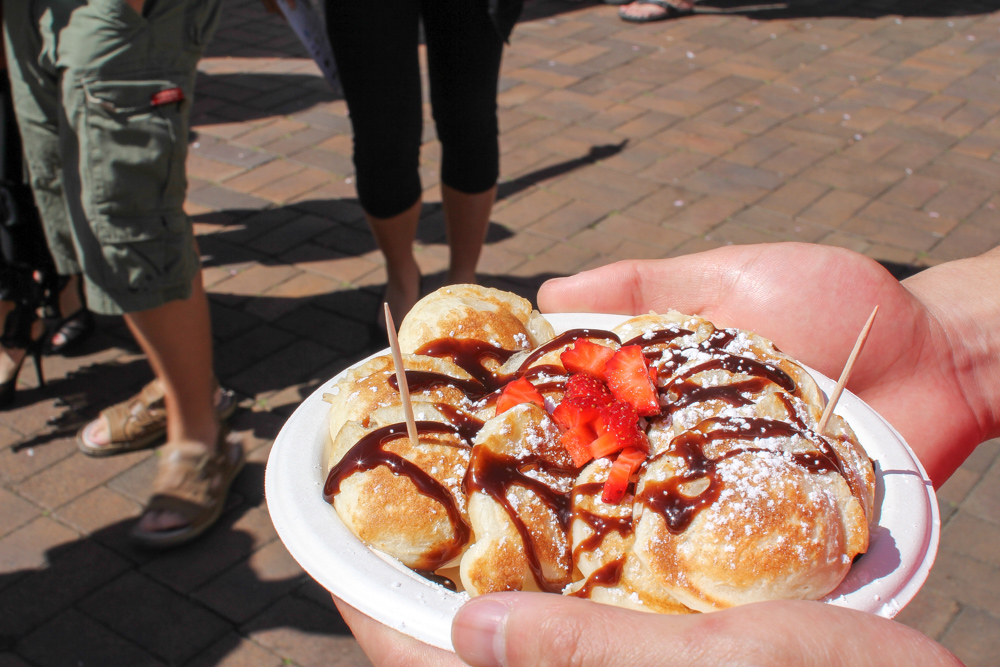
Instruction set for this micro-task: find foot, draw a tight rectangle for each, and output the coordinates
[619,0,693,21]
[136,423,221,534]
[0,319,45,384]
[82,384,234,452]
[132,427,245,548]
[0,347,26,385]
[379,260,422,330]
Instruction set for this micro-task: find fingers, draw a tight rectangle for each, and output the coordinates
[452,593,961,667]
[332,595,464,667]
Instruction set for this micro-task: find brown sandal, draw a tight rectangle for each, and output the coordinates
[131,427,245,549]
[76,378,237,457]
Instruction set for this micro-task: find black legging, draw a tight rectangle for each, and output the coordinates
[326,0,504,218]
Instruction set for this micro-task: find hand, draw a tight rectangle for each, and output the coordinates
[332,595,465,667]
[450,592,961,667]
[538,242,1000,487]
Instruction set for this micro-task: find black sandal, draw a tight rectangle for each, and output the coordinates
[46,274,94,355]
[0,301,46,408]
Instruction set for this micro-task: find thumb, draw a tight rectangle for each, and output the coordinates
[451,593,960,667]
[535,245,768,318]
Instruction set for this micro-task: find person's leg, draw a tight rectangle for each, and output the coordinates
[367,200,422,327]
[326,0,424,324]
[421,0,505,286]
[44,0,230,541]
[441,184,496,285]
[126,270,216,532]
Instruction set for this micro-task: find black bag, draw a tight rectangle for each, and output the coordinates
[0,70,55,274]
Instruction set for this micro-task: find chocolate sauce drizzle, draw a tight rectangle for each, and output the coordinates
[324,420,471,570]
[570,558,625,599]
[639,416,849,534]
[465,443,580,593]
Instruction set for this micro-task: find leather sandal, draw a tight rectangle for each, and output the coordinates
[76,378,237,457]
[131,427,245,549]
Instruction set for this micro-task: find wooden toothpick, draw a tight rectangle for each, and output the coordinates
[818,306,879,434]
[384,303,420,446]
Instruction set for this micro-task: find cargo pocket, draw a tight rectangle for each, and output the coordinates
[80,75,193,294]
[82,75,189,220]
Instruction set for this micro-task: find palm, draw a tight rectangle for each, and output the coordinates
[537,243,974,486]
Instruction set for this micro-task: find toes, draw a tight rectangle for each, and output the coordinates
[138,510,189,533]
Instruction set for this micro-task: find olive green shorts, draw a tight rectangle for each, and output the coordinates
[2,0,221,314]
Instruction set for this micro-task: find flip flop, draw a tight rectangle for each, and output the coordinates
[619,0,695,23]
[131,427,245,549]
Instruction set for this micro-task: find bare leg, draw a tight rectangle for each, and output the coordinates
[125,272,218,532]
[442,183,496,285]
[367,198,422,327]
[0,300,23,383]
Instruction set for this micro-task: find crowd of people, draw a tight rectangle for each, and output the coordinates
[1,1,995,666]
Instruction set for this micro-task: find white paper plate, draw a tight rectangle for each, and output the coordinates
[265,313,940,651]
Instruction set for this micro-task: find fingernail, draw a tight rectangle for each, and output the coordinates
[452,597,510,667]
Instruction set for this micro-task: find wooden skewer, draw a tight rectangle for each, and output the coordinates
[818,305,879,434]
[384,303,420,446]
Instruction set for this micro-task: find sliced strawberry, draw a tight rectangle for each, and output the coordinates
[564,373,612,403]
[601,447,646,505]
[552,396,604,430]
[589,432,623,459]
[495,377,545,416]
[604,345,661,417]
[595,400,649,454]
[560,340,616,377]
[561,425,596,467]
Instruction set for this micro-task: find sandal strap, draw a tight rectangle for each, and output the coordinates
[102,379,167,444]
[145,428,242,523]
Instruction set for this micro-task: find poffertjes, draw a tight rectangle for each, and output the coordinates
[322,285,877,614]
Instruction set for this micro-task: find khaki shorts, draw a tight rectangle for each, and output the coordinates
[2,0,221,314]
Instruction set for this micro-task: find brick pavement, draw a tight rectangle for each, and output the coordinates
[2,0,1000,665]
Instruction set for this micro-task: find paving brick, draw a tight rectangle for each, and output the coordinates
[195,539,304,624]
[80,571,230,664]
[185,632,284,667]
[939,607,1000,667]
[0,489,39,539]
[758,180,829,217]
[243,597,371,667]
[0,516,78,574]
[0,537,131,637]
[896,588,961,640]
[53,486,143,536]
[222,159,304,194]
[14,448,150,511]
[663,195,745,236]
[17,609,164,667]
[493,188,573,230]
[527,199,608,240]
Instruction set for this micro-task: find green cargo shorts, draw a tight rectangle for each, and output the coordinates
[2,0,221,314]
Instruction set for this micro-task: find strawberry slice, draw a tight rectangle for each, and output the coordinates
[595,400,649,454]
[561,425,596,467]
[495,377,545,416]
[601,447,646,505]
[604,345,661,417]
[552,396,604,430]
[564,373,613,403]
[560,340,616,377]
[589,432,624,459]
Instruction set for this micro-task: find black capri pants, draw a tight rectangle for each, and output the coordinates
[326,0,504,219]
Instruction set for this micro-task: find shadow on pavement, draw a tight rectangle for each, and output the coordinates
[0,473,366,666]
